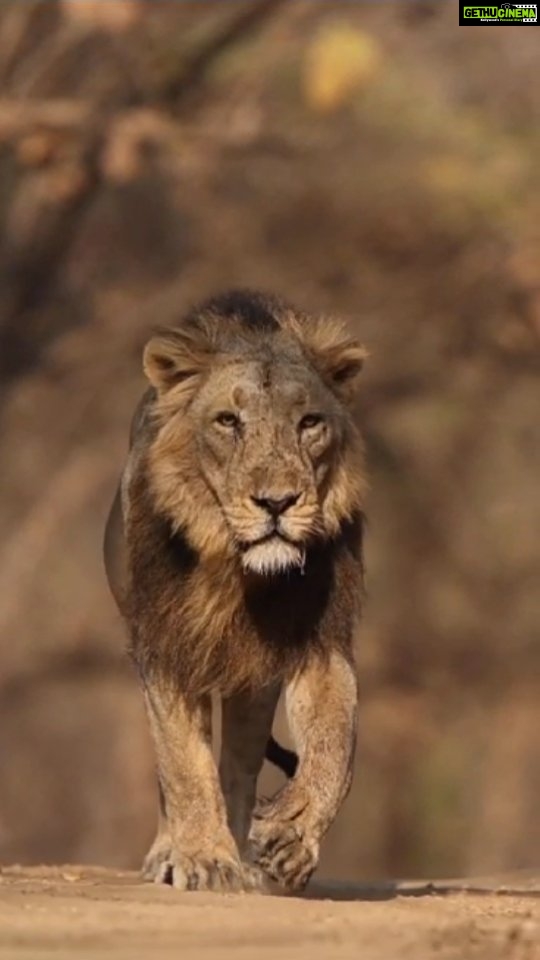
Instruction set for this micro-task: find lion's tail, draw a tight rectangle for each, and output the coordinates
[265,736,298,778]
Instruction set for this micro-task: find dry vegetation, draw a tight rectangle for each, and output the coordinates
[0,0,538,888]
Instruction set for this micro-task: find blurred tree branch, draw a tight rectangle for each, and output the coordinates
[0,116,103,386]
[156,0,288,109]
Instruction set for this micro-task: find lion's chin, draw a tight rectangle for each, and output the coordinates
[241,537,305,577]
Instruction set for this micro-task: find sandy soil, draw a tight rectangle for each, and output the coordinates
[0,867,537,960]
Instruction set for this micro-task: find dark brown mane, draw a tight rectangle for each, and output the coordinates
[126,457,363,696]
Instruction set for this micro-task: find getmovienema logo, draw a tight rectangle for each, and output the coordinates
[460,2,538,23]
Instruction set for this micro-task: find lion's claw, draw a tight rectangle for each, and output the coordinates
[142,841,262,893]
[249,811,319,890]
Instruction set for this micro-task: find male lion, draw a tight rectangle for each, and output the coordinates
[104,290,366,892]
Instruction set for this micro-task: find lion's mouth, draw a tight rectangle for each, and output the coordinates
[240,530,295,550]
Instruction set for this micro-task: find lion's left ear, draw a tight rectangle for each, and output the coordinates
[315,338,367,399]
[291,318,367,402]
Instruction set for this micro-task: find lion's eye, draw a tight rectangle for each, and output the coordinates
[215,411,240,429]
[299,413,324,431]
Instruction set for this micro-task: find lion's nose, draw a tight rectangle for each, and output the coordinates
[252,493,299,518]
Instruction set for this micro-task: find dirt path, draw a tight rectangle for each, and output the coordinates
[0,867,538,960]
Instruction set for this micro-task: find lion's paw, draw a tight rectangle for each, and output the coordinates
[144,845,262,893]
[249,815,319,891]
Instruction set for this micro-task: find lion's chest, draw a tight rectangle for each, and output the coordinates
[127,508,356,695]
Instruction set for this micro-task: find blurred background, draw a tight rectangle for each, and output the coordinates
[0,0,538,883]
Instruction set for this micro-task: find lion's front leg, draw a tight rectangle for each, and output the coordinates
[142,679,260,893]
[219,685,280,856]
[249,650,358,891]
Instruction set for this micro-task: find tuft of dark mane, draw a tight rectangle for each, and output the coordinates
[191,289,284,333]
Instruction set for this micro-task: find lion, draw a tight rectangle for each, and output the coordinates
[103,289,367,893]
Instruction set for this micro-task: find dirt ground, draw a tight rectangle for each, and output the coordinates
[0,867,537,960]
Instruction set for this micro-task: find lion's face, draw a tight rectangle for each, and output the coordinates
[143,299,366,575]
[190,358,346,574]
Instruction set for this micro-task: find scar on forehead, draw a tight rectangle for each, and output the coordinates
[232,384,248,406]
[262,362,272,389]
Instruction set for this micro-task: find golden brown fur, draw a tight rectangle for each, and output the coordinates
[104,289,366,892]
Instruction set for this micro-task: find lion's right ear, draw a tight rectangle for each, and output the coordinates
[143,329,210,393]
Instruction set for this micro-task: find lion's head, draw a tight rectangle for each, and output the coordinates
[142,291,367,576]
